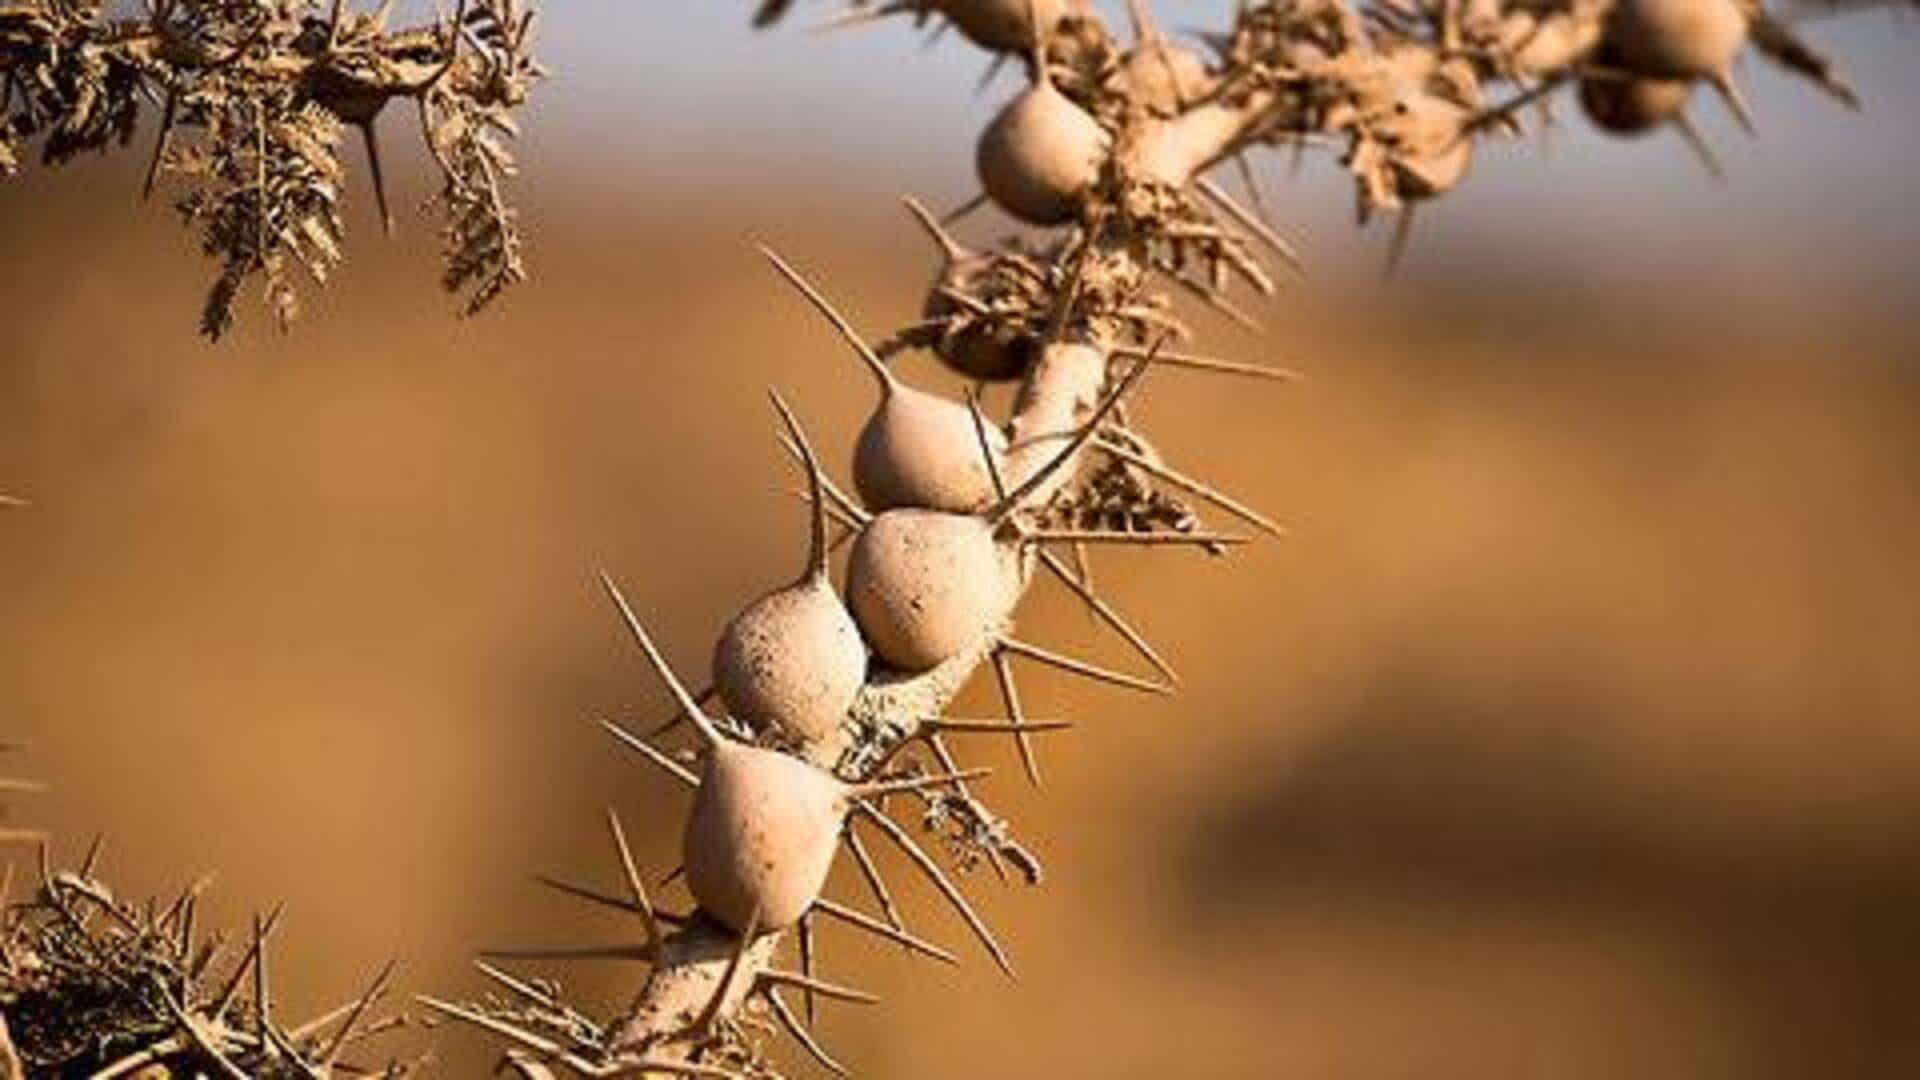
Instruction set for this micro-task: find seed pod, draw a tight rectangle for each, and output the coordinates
[847,509,1013,671]
[1391,94,1473,200]
[904,198,1034,382]
[976,63,1110,225]
[687,727,981,933]
[846,357,1151,672]
[685,739,847,932]
[1116,40,1214,116]
[930,0,1084,53]
[1579,75,1692,135]
[602,573,984,934]
[711,394,867,746]
[762,246,1008,513]
[1606,0,1748,83]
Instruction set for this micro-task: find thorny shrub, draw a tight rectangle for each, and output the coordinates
[426,1,1892,1077]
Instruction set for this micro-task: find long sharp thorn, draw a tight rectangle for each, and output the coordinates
[79,833,105,878]
[645,681,717,738]
[989,352,1154,526]
[1673,110,1726,183]
[697,906,762,1035]
[473,959,557,1008]
[252,912,271,1036]
[976,50,1009,94]
[1713,73,1757,134]
[842,825,905,935]
[798,909,818,1025]
[924,717,1074,734]
[779,435,870,525]
[759,968,881,1004]
[1035,548,1179,682]
[785,483,863,532]
[1096,438,1288,538]
[768,985,849,1076]
[361,120,394,237]
[809,1,909,34]
[288,999,359,1042]
[902,195,967,261]
[1166,273,1264,331]
[533,872,690,925]
[211,903,283,1022]
[1072,540,1097,626]
[941,190,989,226]
[1028,528,1251,547]
[812,897,959,965]
[1385,204,1416,277]
[759,244,895,397]
[318,957,397,1067]
[1232,151,1275,231]
[990,650,1042,787]
[596,571,724,749]
[966,391,1010,504]
[848,768,993,800]
[1108,345,1303,383]
[851,802,1016,977]
[179,896,199,975]
[1467,73,1568,134]
[1196,176,1304,273]
[767,390,832,583]
[606,807,665,960]
[997,639,1174,696]
[600,719,700,788]
[478,943,655,962]
[156,874,213,935]
[923,733,1006,881]
[419,996,737,1077]
[142,91,176,200]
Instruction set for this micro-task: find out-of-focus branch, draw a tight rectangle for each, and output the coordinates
[0,0,544,338]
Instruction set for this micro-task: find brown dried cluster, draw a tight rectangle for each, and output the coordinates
[0,750,412,1076]
[0,0,543,338]
[0,837,414,1078]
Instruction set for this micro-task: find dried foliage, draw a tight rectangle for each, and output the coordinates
[0,750,412,1075]
[0,840,416,1077]
[0,0,544,338]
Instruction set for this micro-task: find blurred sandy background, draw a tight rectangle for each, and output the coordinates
[3,2,1920,1076]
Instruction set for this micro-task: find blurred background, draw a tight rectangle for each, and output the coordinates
[2,1,1918,1076]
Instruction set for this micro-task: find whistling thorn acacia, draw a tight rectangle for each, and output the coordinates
[427,0,1888,1075]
